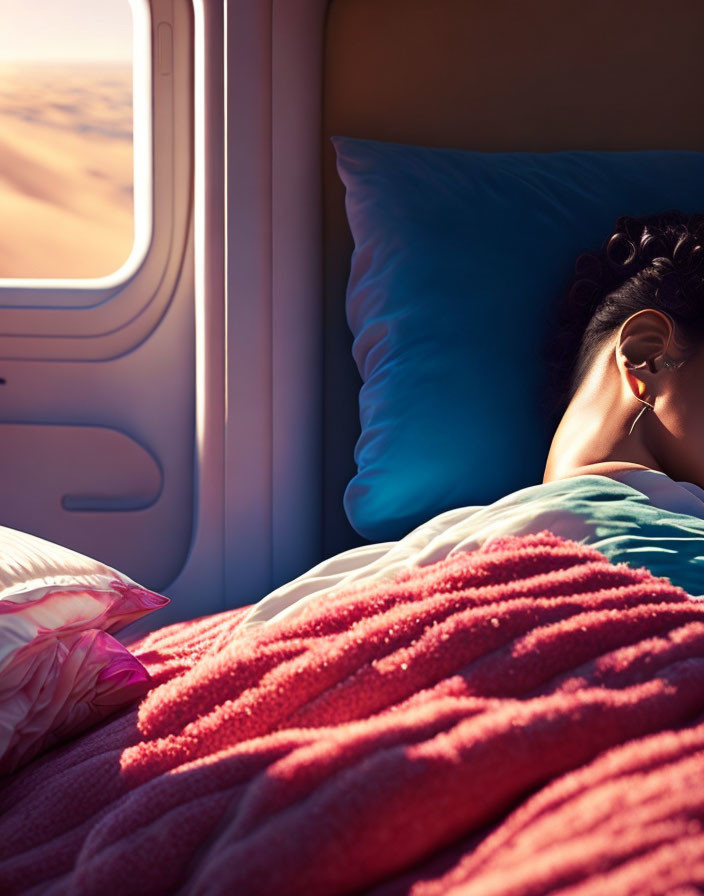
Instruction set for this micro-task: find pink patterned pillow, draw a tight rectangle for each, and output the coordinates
[0,629,152,775]
[0,525,170,775]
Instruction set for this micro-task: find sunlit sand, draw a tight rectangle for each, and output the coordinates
[0,63,133,279]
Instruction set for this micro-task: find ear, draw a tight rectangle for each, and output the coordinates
[616,309,673,401]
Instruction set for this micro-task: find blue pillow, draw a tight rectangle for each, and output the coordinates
[333,136,704,542]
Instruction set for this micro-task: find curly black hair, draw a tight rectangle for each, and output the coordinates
[542,210,704,425]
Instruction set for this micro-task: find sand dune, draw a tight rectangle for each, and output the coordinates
[0,64,134,279]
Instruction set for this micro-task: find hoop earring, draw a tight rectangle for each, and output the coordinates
[628,396,655,437]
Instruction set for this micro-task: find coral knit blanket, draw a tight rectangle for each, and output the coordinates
[3,531,704,895]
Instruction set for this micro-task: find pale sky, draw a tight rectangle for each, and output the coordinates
[0,0,133,63]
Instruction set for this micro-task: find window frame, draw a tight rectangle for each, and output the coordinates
[0,0,193,361]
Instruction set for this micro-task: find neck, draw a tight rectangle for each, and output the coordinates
[543,362,665,484]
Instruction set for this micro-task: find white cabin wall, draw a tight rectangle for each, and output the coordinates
[124,0,329,639]
[224,0,327,604]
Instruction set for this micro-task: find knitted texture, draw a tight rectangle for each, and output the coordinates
[2,531,704,895]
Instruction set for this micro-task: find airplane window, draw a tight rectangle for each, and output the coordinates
[0,1,136,280]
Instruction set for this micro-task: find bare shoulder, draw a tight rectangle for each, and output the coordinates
[545,461,655,482]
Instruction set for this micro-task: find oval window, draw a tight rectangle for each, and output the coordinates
[0,1,137,280]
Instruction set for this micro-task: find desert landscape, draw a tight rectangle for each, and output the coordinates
[0,62,134,279]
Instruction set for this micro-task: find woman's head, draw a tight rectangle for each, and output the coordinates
[545,210,704,424]
[543,210,704,487]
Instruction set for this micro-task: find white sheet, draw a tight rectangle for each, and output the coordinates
[240,469,704,629]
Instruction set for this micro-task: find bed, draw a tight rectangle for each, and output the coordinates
[4,0,704,893]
